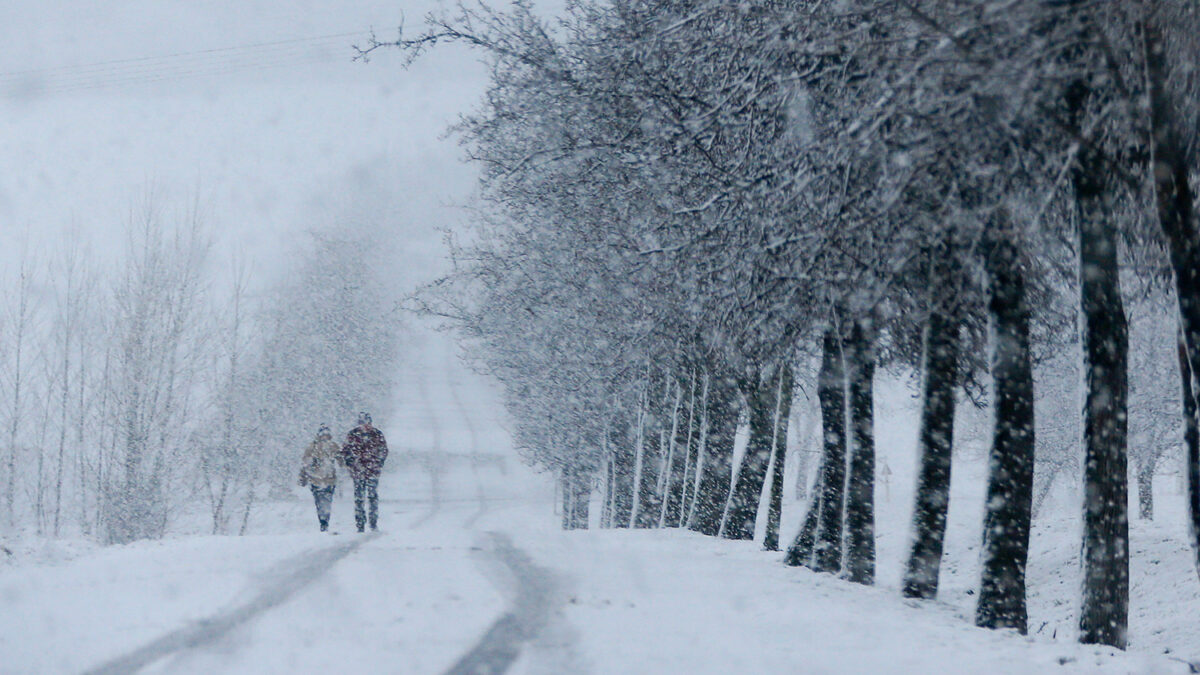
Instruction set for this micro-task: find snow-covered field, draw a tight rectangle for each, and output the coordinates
[4,379,1199,674]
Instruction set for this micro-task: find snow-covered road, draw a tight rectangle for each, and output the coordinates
[442,532,566,675]
[0,479,551,674]
[87,533,379,674]
[130,497,559,674]
[3,463,1196,675]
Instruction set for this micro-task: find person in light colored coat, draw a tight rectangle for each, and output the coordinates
[299,424,340,532]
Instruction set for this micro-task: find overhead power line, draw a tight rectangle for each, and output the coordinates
[0,31,364,78]
[0,30,372,95]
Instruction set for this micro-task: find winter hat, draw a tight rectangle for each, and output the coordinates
[358,412,372,426]
[318,424,330,437]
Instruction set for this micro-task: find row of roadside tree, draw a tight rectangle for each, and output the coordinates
[401,0,1200,650]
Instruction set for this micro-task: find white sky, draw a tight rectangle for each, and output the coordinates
[0,0,489,284]
[0,0,559,457]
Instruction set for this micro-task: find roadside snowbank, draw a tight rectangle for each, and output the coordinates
[512,528,1187,674]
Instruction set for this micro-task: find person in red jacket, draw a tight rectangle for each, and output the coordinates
[341,412,389,532]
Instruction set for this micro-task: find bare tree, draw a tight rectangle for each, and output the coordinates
[103,201,210,544]
[49,234,91,537]
[3,248,38,530]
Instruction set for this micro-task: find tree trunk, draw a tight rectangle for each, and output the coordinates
[1144,18,1200,584]
[722,366,778,540]
[577,471,591,529]
[685,368,710,529]
[610,413,635,528]
[635,376,667,528]
[843,321,875,584]
[763,364,794,551]
[1136,461,1154,521]
[36,441,45,535]
[564,465,591,530]
[689,371,738,536]
[903,252,961,599]
[212,472,229,535]
[974,209,1035,634]
[1075,179,1130,649]
[6,267,29,529]
[54,356,69,538]
[814,328,848,574]
[1179,330,1200,576]
[562,466,575,530]
[629,379,649,528]
[636,417,662,529]
[658,380,685,528]
[1061,31,1131,645]
[238,468,258,536]
[678,370,699,527]
[601,448,614,529]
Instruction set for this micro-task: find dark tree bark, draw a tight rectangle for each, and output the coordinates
[1066,48,1130,645]
[600,450,615,528]
[1145,19,1200,583]
[1075,182,1130,649]
[689,373,739,536]
[843,320,876,584]
[974,211,1035,634]
[1180,331,1200,576]
[722,365,779,540]
[561,465,593,530]
[572,469,591,530]
[610,416,635,528]
[763,364,794,551]
[902,250,961,599]
[634,424,662,529]
[814,328,848,574]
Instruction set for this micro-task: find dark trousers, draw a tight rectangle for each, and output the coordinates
[310,485,335,531]
[353,476,379,531]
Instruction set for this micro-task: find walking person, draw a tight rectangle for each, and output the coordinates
[299,424,340,532]
[341,412,389,532]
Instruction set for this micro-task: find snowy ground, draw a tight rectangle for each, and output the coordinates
[864,379,1200,668]
[3,476,1196,673]
[4,378,1200,673]
[519,530,1185,674]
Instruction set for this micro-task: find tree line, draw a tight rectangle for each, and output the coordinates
[0,204,399,544]
[396,0,1200,650]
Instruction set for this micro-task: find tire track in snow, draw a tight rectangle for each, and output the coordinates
[408,367,443,529]
[443,349,491,529]
[83,533,380,675]
[444,532,575,675]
